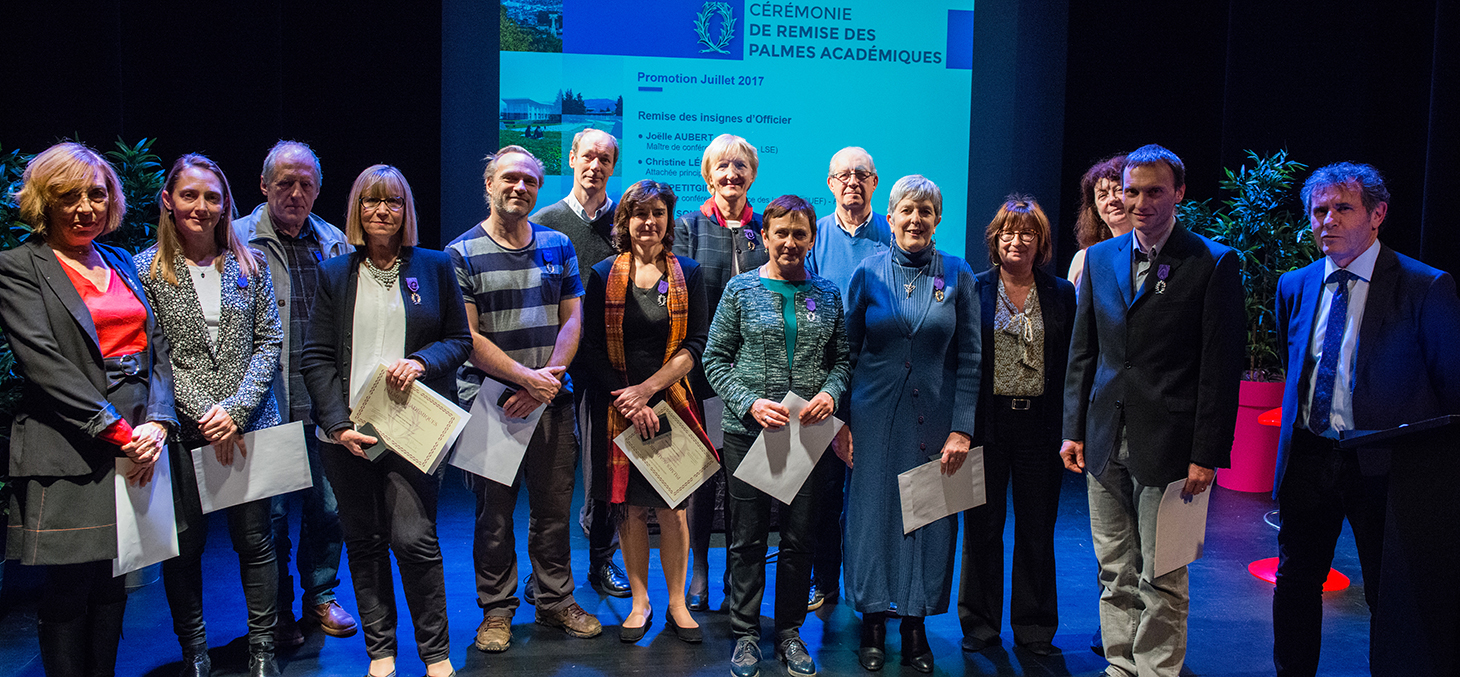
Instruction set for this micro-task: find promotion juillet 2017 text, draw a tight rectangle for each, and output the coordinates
[638,72,765,87]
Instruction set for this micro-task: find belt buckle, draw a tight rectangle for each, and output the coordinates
[1010,398,1032,411]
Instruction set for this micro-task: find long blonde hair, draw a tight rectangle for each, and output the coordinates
[149,153,260,284]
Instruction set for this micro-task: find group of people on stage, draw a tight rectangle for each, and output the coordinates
[2,128,1452,677]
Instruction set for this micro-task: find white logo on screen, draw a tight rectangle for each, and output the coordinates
[695,2,736,54]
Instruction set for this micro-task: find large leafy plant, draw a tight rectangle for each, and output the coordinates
[1179,149,1318,381]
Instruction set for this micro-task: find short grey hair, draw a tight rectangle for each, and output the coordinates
[262,140,322,185]
[571,128,620,166]
[828,146,876,176]
[887,174,942,217]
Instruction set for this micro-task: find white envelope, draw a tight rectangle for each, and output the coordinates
[191,421,312,514]
[732,392,844,505]
[449,378,546,486]
[114,448,179,576]
[1153,478,1213,578]
[897,446,986,534]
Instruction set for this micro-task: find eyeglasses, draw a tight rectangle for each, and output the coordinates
[998,231,1038,243]
[59,188,110,209]
[360,196,405,212]
[831,170,875,185]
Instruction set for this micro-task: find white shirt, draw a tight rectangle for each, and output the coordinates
[835,210,874,235]
[1299,239,1381,438]
[564,190,613,222]
[348,266,407,407]
[187,263,223,344]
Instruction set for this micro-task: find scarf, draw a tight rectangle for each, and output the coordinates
[604,251,719,503]
[700,196,753,228]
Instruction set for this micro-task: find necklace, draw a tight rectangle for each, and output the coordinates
[900,265,926,298]
[364,257,400,289]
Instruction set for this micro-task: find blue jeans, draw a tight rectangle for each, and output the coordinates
[271,424,344,610]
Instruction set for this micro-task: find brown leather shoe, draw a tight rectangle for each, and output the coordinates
[274,614,305,648]
[306,601,358,638]
[474,615,512,652]
[535,602,603,638]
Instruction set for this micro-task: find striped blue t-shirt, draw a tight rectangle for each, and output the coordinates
[448,222,584,405]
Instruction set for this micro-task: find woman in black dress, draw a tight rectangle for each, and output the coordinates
[581,180,715,643]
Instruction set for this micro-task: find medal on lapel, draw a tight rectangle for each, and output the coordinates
[806,297,817,323]
[933,276,946,302]
[406,277,421,305]
[237,274,248,289]
[657,279,669,306]
[1155,264,1170,295]
[743,228,757,251]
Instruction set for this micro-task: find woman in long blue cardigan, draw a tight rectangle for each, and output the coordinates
[842,174,981,673]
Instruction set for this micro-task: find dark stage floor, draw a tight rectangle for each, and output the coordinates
[0,470,1375,677]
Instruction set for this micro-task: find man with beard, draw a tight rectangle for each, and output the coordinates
[448,145,602,653]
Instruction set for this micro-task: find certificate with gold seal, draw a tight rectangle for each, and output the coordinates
[612,401,720,507]
[350,364,471,474]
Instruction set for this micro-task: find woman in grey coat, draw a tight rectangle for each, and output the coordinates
[135,154,285,677]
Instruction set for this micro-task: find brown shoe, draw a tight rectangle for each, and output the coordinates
[274,614,305,648]
[535,602,603,638]
[475,615,512,652]
[306,601,358,638]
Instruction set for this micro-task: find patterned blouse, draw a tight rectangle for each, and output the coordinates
[992,276,1044,396]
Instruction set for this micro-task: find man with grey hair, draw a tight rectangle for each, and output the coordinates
[238,140,358,645]
[1271,162,1460,676]
[449,145,602,653]
[804,145,890,611]
[530,128,631,599]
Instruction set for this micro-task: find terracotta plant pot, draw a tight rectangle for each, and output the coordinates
[1216,379,1285,493]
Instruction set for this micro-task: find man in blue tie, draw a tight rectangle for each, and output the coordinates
[1271,162,1460,676]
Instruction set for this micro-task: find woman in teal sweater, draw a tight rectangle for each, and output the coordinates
[701,194,851,677]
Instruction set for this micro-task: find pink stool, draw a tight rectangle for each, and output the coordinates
[1246,406,1350,592]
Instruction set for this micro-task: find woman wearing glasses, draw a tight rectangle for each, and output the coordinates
[956,196,1075,657]
[841,175,980,673]
[134,154,285,677]
[301,165,471,677]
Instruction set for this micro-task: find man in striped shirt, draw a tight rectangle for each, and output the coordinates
[448,145,601,652]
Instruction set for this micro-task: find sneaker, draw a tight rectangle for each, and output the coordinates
[730,637,762,677]
[807,583,836,611]
[535,602,603,638]
[587,560,631,598]
[474,616,512,652]
[776,637,817,676]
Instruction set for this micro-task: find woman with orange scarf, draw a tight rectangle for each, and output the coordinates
[581,180,716,643]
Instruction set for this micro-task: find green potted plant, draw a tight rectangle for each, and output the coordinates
[1179,149,1317,492]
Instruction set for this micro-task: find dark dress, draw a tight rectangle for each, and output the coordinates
[580,256,708,509]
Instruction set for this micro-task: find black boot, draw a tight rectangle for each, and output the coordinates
[249,640,281,677]
[900,618,933,674]
[178,641,211,677]
[86,599,128,676]
[858,613,886,671]
[38,616,89,677]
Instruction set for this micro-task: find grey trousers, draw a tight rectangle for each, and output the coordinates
[1086,433,1189,677]
[469,400,580,615]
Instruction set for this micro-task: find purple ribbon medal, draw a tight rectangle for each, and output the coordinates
[406,277,421,304]
[1155,265,1170,295]
[657,279,669,306]
[237,274,249,289]
[743,228,757,250]
[806,297,817,322]
[933,275,946,302]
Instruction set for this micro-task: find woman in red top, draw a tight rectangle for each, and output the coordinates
[0,142,177,677]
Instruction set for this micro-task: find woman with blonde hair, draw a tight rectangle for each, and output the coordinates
[0,142,176,676]
[135,153,285,677]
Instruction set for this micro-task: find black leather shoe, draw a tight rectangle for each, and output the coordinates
[730,637,762,677]
[618,607,653,643]
[1090,628,1104,657]
[777,637,817,676]
[522,573,537,606]
[1018,640,1058,656]
[858,615,886,671]
[685,592,709,612]
[248,645,281,677]
[178,647,211,677]
[665,612,703,643]
[961,634,997,652]
[900,622,933,674]
[588,560,631,598]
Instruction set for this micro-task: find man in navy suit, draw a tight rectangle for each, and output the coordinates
[1061,144,1245,677]
[1271,163,1460,676]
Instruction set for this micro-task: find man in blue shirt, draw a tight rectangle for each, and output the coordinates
[804,146,891,611]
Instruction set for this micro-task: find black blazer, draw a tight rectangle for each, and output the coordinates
[1062,225,1246,486]
[1274,244,1460,496]
[300,247,472,436]
[0,239,177,477]
[975,266,1076,448]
